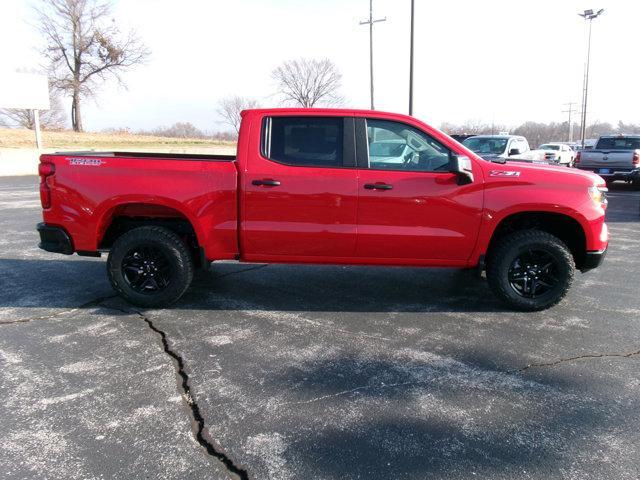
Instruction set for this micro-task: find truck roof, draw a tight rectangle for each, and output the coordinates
[599,134,640,138]
[240,107,419,121]
[243,107,382,115]
[464,134,524,140]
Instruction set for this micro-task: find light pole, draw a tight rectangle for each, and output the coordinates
[409,0,415,115]
[360,0,386,110]
[578,8,604,149]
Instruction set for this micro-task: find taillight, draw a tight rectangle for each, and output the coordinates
[39,161,55,209]
[574,151,581,165]
[633,151,639,166]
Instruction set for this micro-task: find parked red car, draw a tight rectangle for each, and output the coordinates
[37,109,609,310]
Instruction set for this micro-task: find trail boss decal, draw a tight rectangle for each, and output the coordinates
[68,158,105,166]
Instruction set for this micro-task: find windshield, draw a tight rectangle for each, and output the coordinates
[539,144,560,150]
[596,137,640,150]
[463,137,508,155]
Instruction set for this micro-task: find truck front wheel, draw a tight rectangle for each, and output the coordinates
[107,226,194,308]
[486,230,574,311]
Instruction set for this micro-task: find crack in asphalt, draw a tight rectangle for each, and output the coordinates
[1,291,250,478]
[213,264,268,280]
[0,294,118,325]
[102,302,250,480]
[516,349,640,372]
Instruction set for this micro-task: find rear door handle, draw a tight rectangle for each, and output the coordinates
[364,183,393,190]
[252,179,281,187]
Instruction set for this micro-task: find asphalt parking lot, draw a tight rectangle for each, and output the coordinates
[1,176,639,480]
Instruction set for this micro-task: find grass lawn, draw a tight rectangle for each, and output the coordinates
[0,128,236,154]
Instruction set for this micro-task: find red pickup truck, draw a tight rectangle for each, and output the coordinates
[37,108,609,311]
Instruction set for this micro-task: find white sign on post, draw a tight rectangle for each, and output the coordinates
[0,71,51,148]
[0,71,50,110]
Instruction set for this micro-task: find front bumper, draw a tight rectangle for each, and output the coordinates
[581,248,607,272]
[37,223,74,255]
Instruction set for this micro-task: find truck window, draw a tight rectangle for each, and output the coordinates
[463,137,508,155]
[596,137,640,150]
[263,116,343,167]
[518,139,529,152]
[366,119,451,172]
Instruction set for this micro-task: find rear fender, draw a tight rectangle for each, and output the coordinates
[95,196,207,254]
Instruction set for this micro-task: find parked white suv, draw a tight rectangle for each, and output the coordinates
[537,143,575,166]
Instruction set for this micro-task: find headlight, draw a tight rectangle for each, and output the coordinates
[588,185,608,209]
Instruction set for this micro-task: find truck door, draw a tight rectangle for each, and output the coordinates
[355,117,483,262]
[241,115,358,260]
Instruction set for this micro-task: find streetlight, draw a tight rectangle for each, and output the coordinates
[409,0,415,116]
[578,8,604,149]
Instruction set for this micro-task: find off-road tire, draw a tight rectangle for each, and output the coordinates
[486,230,574,311]
[107,226,194,308]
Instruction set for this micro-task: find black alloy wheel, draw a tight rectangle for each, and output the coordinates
[122,246,173,294]
[507,249,559,299]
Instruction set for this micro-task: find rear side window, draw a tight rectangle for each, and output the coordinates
[596,137,640,150]
[262,116,343,167]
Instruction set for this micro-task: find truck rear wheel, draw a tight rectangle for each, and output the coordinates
[107,226,194,308]
[486,230,574,311]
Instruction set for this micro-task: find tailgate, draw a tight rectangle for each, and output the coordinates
[580,150,634,169]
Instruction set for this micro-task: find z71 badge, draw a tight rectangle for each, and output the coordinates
[68,158,104,166]
[489,170,521,177]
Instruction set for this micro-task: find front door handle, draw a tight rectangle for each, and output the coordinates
[364,183,393,190]
[252,179,281,187]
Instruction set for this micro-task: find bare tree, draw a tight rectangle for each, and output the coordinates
[440,120,507,136]
[0,86,67,130]
[140,122,207,139]
[36,0,150,131]
[217,95,260,134]
[272,58,342,108]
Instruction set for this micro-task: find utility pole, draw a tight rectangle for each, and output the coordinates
[578,8,604,148]
[360,0,386,110]
[408,0,415,115]
[562,102,577,142]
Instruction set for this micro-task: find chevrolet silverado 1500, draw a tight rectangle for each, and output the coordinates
[37,108,609,311]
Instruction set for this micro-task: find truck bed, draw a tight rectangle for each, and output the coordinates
[55,151,236,161]
[40,151,240,260]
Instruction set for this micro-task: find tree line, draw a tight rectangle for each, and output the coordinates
[440,120,640,147]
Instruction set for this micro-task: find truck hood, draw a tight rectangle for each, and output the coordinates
[492,161,605,186]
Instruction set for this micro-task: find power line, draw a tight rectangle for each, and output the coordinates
[360,0,386,110]
[562,102,577,142]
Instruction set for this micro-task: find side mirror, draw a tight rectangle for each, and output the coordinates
[508,148,521,156]
[449,154,474,185]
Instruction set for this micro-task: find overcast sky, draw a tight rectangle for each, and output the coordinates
[2,0,638,132]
